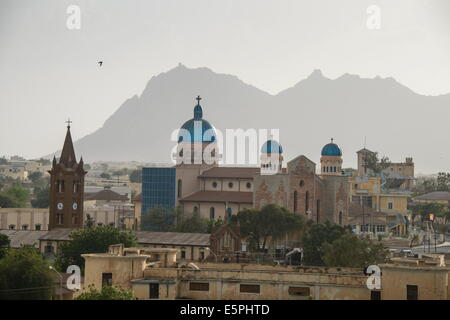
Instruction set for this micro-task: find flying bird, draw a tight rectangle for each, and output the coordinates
[98,61,103,67]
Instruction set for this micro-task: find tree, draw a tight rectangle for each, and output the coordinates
[0,184,29,208]
[141,207,177,232]
[84,214,95,228]
[411,202,446,222]
[129,169,142,183]
[31,186,50,208]
[0,246,54,300]
[0,157,8,165]
[76,285,135,300]
[236,204,305,252]
[0,194,15,208]
[175,212,209,233]
[322,233,389,268]
[0,234,10,259]
[437,172,450,191]
[28,171,43,184]
[55,226,138,272]
[364,152,391,174]
[100,173,111,180]
[301,221,347,266]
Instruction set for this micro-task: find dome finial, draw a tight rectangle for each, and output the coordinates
[194,95,203,120]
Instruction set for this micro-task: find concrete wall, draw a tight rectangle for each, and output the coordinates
[139,263,370,300]
[381,265,449,300]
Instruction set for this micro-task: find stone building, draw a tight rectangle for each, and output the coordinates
[253,139,350,225]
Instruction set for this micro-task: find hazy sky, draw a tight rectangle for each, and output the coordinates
[0,0,449,168]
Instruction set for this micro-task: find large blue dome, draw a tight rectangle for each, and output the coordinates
[321,139,342,156]
[261,140,283,154]
[178,99,216,143]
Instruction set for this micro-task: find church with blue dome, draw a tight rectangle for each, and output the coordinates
[178,96,217,144]
[320,138,343,176]
[142,96,351,234]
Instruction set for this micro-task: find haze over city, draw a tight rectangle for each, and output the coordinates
[1,0,449,174]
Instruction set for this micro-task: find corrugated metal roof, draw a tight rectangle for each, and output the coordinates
[413,191,450,201]
[0,230,48,248]
[179,191,253,203]
[199,167,259,179]
[135,231,210,246]
[38,228,73,241]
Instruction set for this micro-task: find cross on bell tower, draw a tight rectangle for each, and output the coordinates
[196,95,202,105]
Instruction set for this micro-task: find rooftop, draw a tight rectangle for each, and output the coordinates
[0,230,48,248]
[199,167,260,179]
[135,231,210,247]
[413,191,450,201]
[179,190,253,204]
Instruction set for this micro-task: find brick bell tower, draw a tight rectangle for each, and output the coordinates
[48,120,86,230]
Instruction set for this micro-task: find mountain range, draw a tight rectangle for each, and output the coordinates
[48,64,450,173]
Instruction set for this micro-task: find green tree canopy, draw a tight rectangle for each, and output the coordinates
[0,184,29,208]
[141,207,177,232]
[437,172,450,191]
[175,212,210,233]
[0,234,10,259]
[55,226,138,272]
[31,185,50,208]
[129,169,142,183]
[76,285,135,300]
[322,233,389,268]
[411,202,446,221]
[100,172,111,180]
[301,221,347,266]
[0,246,54,300]
[236,204,305,252]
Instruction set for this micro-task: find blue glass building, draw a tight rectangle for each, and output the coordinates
[141,167,176,217]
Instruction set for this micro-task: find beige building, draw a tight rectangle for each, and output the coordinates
[81,245,450,300]
[0,206,136,231]
[82,245,371,300]
[0,164,28,181]
[381,254,450,300]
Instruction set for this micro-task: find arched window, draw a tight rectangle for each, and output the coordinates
[210,207,215,220]
[339,211,343,225]
[246,182,252,189]
[226,207,232,221]
[305,191,309,213]
[212,181,218,188]
[193,206,199,214]
[177,179,182,198]
[316,200,320,223]
[293,191,298,213]
[299,180,304,187]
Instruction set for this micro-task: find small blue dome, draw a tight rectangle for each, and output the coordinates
[261,140,283,154]
[178,98,216,143]
[321,139,342,156]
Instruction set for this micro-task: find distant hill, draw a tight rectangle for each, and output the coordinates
[47,64,450,172]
